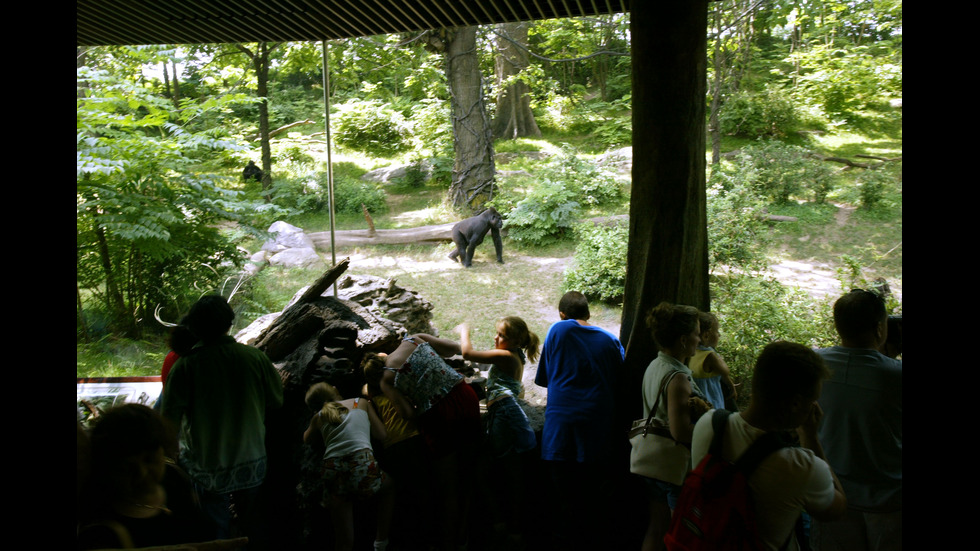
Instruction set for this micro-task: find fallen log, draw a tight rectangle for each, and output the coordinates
[308,223,456,249]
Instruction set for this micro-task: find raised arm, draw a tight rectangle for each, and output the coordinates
[796,402,847,521]
[457,322,520,377]
[410,333,463,357]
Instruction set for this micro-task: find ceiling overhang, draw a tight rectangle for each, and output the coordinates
[77,0,630,46]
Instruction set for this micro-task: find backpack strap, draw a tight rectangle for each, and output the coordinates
[709,410,800,551]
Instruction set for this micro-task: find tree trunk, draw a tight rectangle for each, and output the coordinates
[239,42,279,203]
[620,1,710,418]
[256,44,274,202]
[709,6,724,167]
[491,22,541,140]
[171,60,181,108]
[444,27,497,212]
[162,62,171,98]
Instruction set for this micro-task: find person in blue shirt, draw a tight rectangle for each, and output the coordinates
[811,289,902,551]
[534,291,625,551]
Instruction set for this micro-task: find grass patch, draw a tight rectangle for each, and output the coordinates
[77,336,168,378]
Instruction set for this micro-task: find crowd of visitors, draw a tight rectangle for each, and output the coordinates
[77,288,901,551]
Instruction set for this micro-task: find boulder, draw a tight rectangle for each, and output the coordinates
[268,247,323,268]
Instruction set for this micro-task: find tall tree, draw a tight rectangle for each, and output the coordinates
[235,42,282,201]
[620,0,711,417]
[490,22,541,139]
[425,27,497,212]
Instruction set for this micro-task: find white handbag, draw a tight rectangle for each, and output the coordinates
[628,370,691,485]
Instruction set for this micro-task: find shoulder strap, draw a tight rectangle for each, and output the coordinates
[643,368,684,426]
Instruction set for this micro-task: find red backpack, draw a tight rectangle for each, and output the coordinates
[665,409,795,551]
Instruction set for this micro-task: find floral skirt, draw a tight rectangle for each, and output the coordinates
[320,448,387,500]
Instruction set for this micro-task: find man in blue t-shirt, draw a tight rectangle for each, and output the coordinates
[812,289,902,551]
[534,291,625,550]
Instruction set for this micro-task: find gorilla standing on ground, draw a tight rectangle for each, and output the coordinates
[448,207,504,268]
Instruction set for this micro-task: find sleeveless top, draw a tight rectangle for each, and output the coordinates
[486,349,525,404]
[320,402,373,460]
[689,346,725,410]
[392,342,462,414]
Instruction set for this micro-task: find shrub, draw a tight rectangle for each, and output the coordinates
[332,175,388,215]
[734,140,835,204]
[333,99,411,157]
[711,274,837,409]
[269,174,326,213]
[719,88,799,138]
[541,145,624,207]
[503,178,580,245]
[563,220,629,303]
[855,168,892,210]
[706,173,772,272]
[407,98,453,158]
[391,158,429,189]
[566,97,633,150]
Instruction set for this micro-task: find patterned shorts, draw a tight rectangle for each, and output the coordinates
[320,448,387,500]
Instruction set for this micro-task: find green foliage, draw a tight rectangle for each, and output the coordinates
[734,140,836,204]
[391,158,429,189]
[855,167,897,211]
[835,254,902,314]
[503,179,580,245]
[333,99,411,157]
[788,42,902,127]
[563,221,629,303]
[706,172,772,272]
[268,174,326,213]
[407,98,453,158]
[500,144,623,245]
[331,175,388,215]
[711,274,837,406]
[565,96,633,150]
[546,145,624,206]
[719,88,799,138]
[77,66,266,339]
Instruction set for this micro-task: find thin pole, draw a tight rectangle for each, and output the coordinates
[321,40,337,297]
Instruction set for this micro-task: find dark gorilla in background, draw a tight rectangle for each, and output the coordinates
[448,207,504,268]
[242,160,263,183]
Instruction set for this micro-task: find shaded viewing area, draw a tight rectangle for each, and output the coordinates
[78,1,716,549]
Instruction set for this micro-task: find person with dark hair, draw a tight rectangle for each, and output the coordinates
[811,290,902,551]
[160,294,284,546]
[155,319,198,412]
[534,290,625,551]
[881,315,902,359]
[690,341,847,550]
[361,333,481,551]
[639,302,711,551]
[77,404,215,550]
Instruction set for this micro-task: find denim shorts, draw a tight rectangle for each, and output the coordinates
[485,396,537,458]
[644,476,681,510]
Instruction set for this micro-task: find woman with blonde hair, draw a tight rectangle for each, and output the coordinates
[303,382,393,551]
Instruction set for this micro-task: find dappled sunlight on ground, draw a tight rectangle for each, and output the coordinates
[391,207,444,226]
[346,251,460,274]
